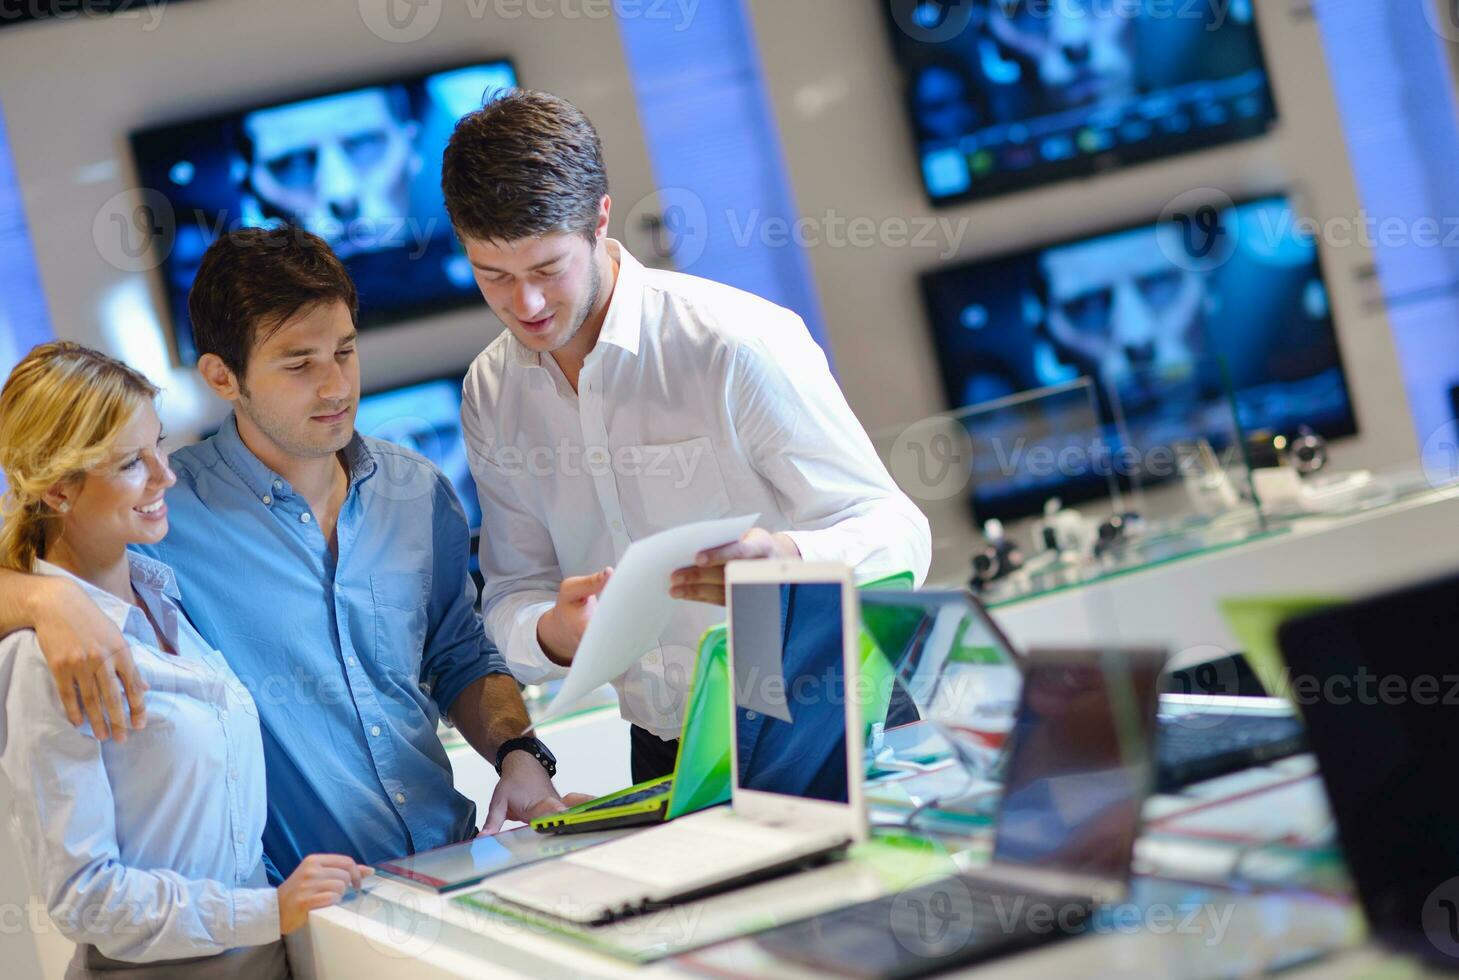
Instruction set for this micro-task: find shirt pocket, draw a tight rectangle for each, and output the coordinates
[370,571,433,679]
[619,436,732,532]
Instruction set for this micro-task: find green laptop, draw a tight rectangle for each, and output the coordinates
[531,570,914,834]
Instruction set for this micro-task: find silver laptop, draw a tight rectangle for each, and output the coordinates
[753,645,1168,978]
[485,561,867,924]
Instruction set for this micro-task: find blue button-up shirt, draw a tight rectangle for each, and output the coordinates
[135,414,507,879]
[0,555,279,962]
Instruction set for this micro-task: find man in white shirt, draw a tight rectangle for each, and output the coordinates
[442,90,931,781]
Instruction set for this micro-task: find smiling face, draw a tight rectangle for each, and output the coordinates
[460,195,612,359]
[221,300,361,462]
[51,401,175,554]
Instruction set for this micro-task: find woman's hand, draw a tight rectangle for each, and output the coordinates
[278,854,372,934]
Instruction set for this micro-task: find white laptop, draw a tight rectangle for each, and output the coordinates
[485,561,867,924]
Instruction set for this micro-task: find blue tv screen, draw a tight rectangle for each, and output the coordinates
[129,59,517,363]
[922,195,1357,520]
[355,373,481,535]
[884,0,1277,205]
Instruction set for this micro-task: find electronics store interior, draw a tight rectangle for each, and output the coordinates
[3,1,1459,978]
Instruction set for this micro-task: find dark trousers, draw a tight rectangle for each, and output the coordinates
[630,724,680,784]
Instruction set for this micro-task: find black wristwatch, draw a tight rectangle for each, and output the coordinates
[494,736,557,778]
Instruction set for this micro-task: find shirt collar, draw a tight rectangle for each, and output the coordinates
[508,238,644,368]
[33,553,181,633]
[213,412,377,503]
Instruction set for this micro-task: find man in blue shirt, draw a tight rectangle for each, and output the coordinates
[0,228,584,878]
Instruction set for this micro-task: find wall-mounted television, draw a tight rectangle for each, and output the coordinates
[922,194,1357,521]
[355,371,481,535]
[884,0,1277,206]
[129,59,517,363]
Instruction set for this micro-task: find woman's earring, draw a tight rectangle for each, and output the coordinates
[57,502,70,513]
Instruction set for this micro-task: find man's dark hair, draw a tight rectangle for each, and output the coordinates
[441,89,609,246]
[188,226,358,379]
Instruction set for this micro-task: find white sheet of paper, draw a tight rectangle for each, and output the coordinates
[537,514,759,722]
[729,583,793,724]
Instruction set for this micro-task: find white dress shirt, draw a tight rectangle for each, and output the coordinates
[462,241,931,739]
[0,555,280,963]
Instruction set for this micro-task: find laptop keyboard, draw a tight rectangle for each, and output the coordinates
[566,814,828,890]
[756,876,1090,977]
[583,780,672,813]
[1156,713,1306,791]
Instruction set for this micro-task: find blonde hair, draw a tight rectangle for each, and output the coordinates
[0,343,160,571]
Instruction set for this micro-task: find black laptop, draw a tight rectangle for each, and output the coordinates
[751,646,1166,979]
[1278,571,1459,967]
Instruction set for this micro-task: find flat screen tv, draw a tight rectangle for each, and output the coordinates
[921,194,1357,521]
[129,59,517,363]
[884,0,1277,205]
[355,371,481,535]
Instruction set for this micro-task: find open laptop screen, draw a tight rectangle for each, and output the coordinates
[860,590,1023,776]
[730,582,850,804]
[992,649,1163,884]
[1278,575,1459,963]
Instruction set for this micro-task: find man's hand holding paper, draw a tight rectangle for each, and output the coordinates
[536,514,760,722]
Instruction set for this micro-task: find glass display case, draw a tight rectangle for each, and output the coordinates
[876,362,1458,608]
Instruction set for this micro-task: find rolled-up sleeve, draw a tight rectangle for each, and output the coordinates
[461,376,570,687]
[729,323,932,586]
[0,639,280,961]
[420,471,510,718]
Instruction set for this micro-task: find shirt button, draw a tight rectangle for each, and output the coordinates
[612,520,624,532]
[745,710,758,721]
[235,833,246,845]
[261,495,272,505]
[229,770,240,782]
[394,792,407,805]
[371,725,382,737]
[273,480,283,490]
[347,657,357,667]
[219,709,229,720]
[301,513,312,525]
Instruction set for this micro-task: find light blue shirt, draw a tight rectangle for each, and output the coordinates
[135,415,507,879]
[0,555,279,962]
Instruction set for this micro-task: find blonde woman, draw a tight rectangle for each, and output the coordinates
[0,343,369,979]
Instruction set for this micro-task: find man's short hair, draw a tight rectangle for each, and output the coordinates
[441,89,608,246]
[188,226,359,379]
